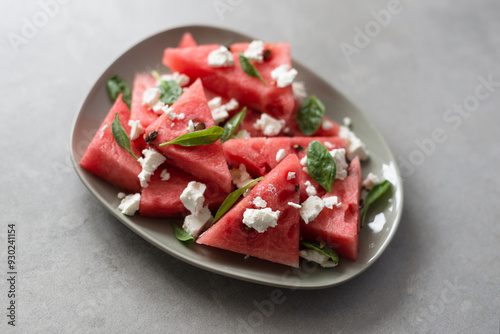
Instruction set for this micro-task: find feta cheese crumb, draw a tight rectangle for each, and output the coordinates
[323,196,342,209]
[243,40,264,63]
[363,172,385,190]
[160,169,170,181]
[343,117,352,127]
[180,181,207,214]
[300,196,325,224]
[208,46,234,67]
[118,193,141,216]
[142,87,161,107]
[339,126,369,161]
[182,206,213,238]
[207,97,222,109]
[209,97,239,125]
[128,120,145,140]
[230,164,253,188]
[152,101,166,114]
[117,192,126,199]
[271,64,298,88]
[322,119,333,131]
[243,208,280,233]
[299,249,338,268]
[276,149,286,162]
[187,119,195,132]
[287,172,296,180]
[292,81,307,101]
[233,130,251,139]
[253,196,267,208]
[288,202,301,209]
[304,180,317,197]
[137,148,167,188]
[158,72,190,87]
[329,148,349,180]
[253,113,286,136]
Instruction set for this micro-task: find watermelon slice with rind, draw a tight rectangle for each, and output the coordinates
[300,157,362,260]
[80,95,142,193]
[162,42,295,119]
[144,78,233,193]
[197,154,301,267]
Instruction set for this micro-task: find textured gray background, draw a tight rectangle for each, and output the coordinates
[1,0,499,333]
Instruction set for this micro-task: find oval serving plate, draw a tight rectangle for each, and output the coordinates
[71,25,403,289]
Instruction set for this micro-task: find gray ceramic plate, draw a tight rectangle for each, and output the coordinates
[71,25,403,289]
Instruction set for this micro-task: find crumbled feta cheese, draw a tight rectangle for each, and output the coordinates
[209,97,239,125]
[137,148,167,188]
[165,107,184,120]
[300,156,307,166]
[128,120,145,140]
[160,169,170,181]
[244,40,264,63]
[329,148,349,180]
[118,193,141,216]
[208,46,234,67]
[300,196,324,224]
[183,206,213,238]
[339,126,369,161]
[161,105,173,117]
[287,172,296,180]
[208,97,222,109]
[253,113,286,136]
[288,202,301,209]
[324,141,334,149]
[158,72,190,87]
[117,192,126,199]
[243,208,280,233]
[323,196,342,209]
[363,172,385,190]
[230,164,253,188]
[211,107,229,125]
[233,130,251,139]
[225,98,239,111]
[271,64,298,88]
[292,81,307,101]
[180,181,207,214]
[276,149,286,162]
[187,120,195,132]
[152,101,166,114]
[322,119,333,131]
[299,249,338,268]
[253,196,267,208]
[143,87,161,107]
[343,117,352,127]
[304,180,317,197]
[100,125,108,138]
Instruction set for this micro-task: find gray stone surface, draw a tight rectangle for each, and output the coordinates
[1,0,499,333]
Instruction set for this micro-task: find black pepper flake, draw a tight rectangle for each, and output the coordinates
[145,131,158,145]
[293,144,305,152]
[295,184,300,192]
[193,121,206,131]
[263,49,271,61]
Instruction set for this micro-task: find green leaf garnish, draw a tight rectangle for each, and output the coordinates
[239,52,266,85]
[213,176,264,223]
[296,95,325,136]
[306,141,336,193]
[171,223,195,243]
[106,75,131,109]
[159,126,224,147]
[151,70,182,105]
[361,180,392,227]
[220,107,247,143]
[111,113,138,160]
[300,241,339,265]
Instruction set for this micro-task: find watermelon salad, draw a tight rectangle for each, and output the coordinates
[80,32,391,269]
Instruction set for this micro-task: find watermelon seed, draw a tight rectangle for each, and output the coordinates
[295,184,300,192]
[225,45,231,51]
[263,49,271,61]
[193,121,206,131]
[293,144,305,152]
[145,131,158,145]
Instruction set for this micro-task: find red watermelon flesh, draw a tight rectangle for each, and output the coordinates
[163,42,295,119]
[80,95,142,193]
[300,157,362,260]
[197,154,301,267]
[130,72,159,129]
[144,79,233,193]
[179,32,197,48]
[139,165,227,218]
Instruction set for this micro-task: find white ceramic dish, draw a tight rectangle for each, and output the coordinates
[71,25,403,289]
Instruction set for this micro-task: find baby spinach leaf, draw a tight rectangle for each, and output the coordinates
[296,95,325,136]
[239,52,266,84]
[159,126,225,147]
[171,223,195,243]
[361,180,392,227]
[106,75,131,109]
[220,107,247,143]
[300,241,339,265]
[151,70,182,104]
[306,141,336,193]
[111,113,138,160]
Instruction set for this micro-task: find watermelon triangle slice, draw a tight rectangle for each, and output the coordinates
[197,154,301,267]
[80,95,142,193]
[144,79,232,193]
[300,157,362,260]
[163,42,295,119]
[130,72,159,129]
[178,32,197,48]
